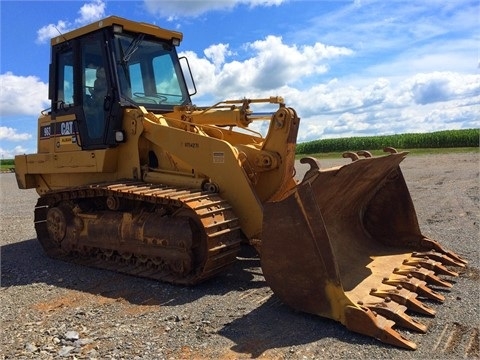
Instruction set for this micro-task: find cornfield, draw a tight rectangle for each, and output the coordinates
[296,129,480,154]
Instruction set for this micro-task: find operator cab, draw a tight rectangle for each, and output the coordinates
[49,16,191,150]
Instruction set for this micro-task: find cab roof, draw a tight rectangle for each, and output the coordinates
[51,16,183,46]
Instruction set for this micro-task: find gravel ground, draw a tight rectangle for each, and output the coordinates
[1,152,479,359]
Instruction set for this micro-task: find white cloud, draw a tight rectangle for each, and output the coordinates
[36,20,70,44]
[179,39,480,141]
[76,0,106,24]
[245,36,353,90]
[289,72,480,141]
[143,0,286,19]
[408,72,480,105]
[174,25,479,142]
[0,72,49,116]
[36,0,106,43]
[0,145,29,159]
[181,36,353,97]
[0,127,32,141]
[204,44,233,70]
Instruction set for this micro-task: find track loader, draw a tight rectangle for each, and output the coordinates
[15,16,466,350]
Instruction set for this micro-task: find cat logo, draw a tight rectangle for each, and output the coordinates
[61,121,74,135]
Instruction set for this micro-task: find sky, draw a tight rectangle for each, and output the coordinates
[0,0,479,158]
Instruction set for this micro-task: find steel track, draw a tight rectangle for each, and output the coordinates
[34,181,243,285]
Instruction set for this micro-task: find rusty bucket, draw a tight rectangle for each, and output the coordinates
[261,150,466,350]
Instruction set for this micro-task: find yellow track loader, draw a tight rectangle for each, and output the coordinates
[15,16,466,350]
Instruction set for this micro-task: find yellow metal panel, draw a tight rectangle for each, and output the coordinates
[51,16,183,46]
[141,113,264,239]
[23,148,117,174]
[13,155,35,189]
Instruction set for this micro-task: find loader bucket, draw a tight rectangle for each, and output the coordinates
[261,150,467,350]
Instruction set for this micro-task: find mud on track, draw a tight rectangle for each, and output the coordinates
[1,152,479,359]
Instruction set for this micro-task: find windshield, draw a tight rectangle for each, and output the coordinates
[114,33,190,108]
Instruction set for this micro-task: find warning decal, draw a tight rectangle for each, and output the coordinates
[213,151,225,164]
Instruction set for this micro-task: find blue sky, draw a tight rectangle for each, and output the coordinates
[0,0,479,158]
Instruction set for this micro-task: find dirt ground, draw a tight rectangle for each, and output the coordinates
[1,151,479,359]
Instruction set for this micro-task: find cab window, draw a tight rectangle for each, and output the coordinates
[56,50,74,109]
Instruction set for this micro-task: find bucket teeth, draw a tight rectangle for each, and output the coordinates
[403,257,459,277]
[418,238,468,266]
[364,300,427,333]
[345,306,418,350]
[369,286,436,316]
[351,247,466,347]
[393,266,453,288]
[412,250,466,268]
[382,275,445,302]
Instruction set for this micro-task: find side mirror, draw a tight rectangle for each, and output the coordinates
[179,56,197,97]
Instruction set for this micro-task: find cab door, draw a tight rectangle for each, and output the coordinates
[50,29,122,151]
[79,32,111,148]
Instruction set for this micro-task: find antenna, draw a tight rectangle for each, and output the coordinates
[54,25,69,44]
